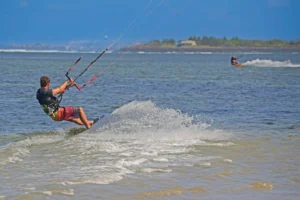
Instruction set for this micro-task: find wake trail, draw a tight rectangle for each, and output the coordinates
[243,59,300,68]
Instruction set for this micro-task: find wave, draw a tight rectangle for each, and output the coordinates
[243,59,300,67]
[0,49,78,53]
[0,49,113,54]
[122,51,214,55]
[0,101,234,195]
[97,101,218,139]
[240,52,272,55]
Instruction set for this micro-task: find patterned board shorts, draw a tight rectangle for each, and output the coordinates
[51,106,80,121]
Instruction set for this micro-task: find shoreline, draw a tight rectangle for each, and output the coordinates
[121,46,300,52]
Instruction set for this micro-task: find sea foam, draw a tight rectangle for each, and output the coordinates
[244,59,300,67]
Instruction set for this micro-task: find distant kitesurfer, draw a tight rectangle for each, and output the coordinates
[36,76,99,129]
[231,55,240,65]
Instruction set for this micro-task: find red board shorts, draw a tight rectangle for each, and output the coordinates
[50,106,80,121]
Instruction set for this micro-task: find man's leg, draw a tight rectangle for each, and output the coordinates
[79,107,93,129]
[64,106,94,129]
[69,118,94,126]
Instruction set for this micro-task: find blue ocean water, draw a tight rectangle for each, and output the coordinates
[0,51,299,199]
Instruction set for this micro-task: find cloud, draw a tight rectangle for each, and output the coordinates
[19,0,28,8]
[267,0,290,7]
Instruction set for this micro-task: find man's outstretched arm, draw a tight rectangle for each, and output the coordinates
[52,79,74,96]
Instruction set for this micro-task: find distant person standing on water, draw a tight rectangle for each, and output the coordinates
[231,55,240,66]
[36,76,99,129]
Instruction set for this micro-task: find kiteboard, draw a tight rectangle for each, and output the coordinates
[66,114,109,136]
[85,114,109,133]
[234,63,244,68]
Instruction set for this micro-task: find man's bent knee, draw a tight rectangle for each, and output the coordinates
[79,107,84,113]
[79,107,87,117]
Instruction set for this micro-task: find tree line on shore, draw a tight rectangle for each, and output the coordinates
[145,36,300,47]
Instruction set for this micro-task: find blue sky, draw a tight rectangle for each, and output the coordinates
[0,0,299,44]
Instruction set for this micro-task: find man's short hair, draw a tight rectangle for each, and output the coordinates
[40,76,50,87]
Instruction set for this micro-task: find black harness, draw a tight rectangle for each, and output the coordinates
[36,89,64,116]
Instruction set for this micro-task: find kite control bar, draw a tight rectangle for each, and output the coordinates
[64,57,82,90]
[64,49,108,91]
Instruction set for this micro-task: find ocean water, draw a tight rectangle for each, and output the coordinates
[0,51,299,199]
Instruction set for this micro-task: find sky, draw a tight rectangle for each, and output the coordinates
[0,0,299,45]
